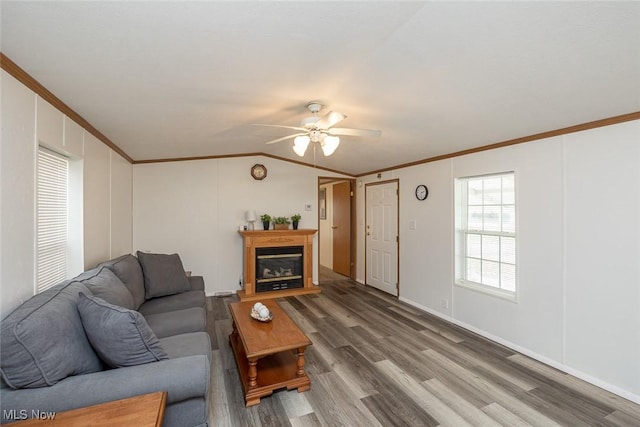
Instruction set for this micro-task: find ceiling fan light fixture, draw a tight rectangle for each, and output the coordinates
[321,135,340,156]
[309,129,323,142]
[293,135,310,157]
[256,101,380,158]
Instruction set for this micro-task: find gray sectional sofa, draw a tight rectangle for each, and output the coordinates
[0,252,211,427]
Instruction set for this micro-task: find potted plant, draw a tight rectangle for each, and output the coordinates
[290,213,301,230]
[273,216,290,230]
[260,214,271,230]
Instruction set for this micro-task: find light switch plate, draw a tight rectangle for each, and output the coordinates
[305,204,312,211]
[409,220,417,230]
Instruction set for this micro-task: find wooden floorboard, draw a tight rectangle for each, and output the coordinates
[206,280,640,426]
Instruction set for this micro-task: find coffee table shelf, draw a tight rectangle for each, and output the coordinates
[229,300,311,406]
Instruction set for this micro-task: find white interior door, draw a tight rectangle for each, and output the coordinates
[366,181,398,296]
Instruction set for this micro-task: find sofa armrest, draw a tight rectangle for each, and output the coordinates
[187,275,205,291]
[0,355,209,422]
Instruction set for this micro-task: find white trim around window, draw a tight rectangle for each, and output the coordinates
[455,171,517,302]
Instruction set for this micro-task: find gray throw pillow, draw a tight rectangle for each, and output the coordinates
[98,254,146,309]
[136,252,191,299]
[78,267,134,309]
[77,293,169,368]
[0,282,103,389]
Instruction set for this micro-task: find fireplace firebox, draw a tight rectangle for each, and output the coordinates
[255,246,303,292]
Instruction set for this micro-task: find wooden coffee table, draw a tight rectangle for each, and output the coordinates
[229,300,311,406]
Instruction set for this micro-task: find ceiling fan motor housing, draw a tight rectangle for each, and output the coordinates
[306,102,322,114]
[301,102,323,129]
[300,116,321,128]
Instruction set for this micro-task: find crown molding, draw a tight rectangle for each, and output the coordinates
[1,52,134,163]
[355,111,640,177]
[134,152,355,177]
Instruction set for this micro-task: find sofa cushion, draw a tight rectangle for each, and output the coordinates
[71,267,102,282]
[138,290,205,316]
[77,293,169,368]
[159,332,211,362]
[0,282,103,389]
[136,252,190,299]
[77,267,134,309]
[144,307,206,339]
[98,254,146,309]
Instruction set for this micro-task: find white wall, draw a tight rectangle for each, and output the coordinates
[0,71,133,316]
[110,152,133,258]
[1,72,36,316]
[563,123,640,396]
[82,136,133,269]
[355,120,640,402]
[133,157,349,295]
[83,133,111,269]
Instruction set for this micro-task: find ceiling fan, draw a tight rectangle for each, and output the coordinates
[253,102,381,157]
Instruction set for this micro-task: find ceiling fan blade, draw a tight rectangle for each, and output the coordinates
[264,133,307,145]
[328,127,382,138]
[315,111,346,129]
[252,124,308,132]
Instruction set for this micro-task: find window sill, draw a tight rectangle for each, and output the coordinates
[455,280,518,303]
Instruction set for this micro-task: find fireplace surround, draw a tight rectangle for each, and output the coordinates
[238,229,320,301]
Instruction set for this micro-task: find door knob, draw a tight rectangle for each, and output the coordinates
[332,226,338,229]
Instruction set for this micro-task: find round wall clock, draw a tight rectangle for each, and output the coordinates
[415,184,428,201]
[250,164,267,180]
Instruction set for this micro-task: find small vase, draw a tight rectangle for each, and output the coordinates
[292,221,299,230]
[262,221,270,230]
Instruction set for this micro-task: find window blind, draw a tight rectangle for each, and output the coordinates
[37,147,69,292]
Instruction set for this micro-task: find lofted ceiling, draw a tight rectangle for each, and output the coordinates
[1,1,639,176]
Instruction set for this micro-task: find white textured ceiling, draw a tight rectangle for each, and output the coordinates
[2,1,639,175]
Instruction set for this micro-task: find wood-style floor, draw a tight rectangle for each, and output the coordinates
[205,274,640,426]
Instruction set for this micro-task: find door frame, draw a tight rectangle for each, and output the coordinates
[364,179,400,296]
[317,177,356,280]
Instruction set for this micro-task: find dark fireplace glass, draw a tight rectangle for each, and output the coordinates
[255,246,303,292]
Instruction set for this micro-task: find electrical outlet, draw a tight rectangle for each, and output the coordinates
[442,299,449,309]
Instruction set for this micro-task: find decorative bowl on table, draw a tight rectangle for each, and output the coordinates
[250,302,273,322]
[250,309,273,322]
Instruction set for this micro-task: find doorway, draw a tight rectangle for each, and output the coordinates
[318,178,355,283]
[365,179,399,296]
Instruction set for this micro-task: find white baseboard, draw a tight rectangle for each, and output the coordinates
[399,296,640,405]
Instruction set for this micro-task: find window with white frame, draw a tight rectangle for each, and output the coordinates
[37,147,69,292]
[456,172,516,299]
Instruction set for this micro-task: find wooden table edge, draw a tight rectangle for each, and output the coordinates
[13,391,168,426]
